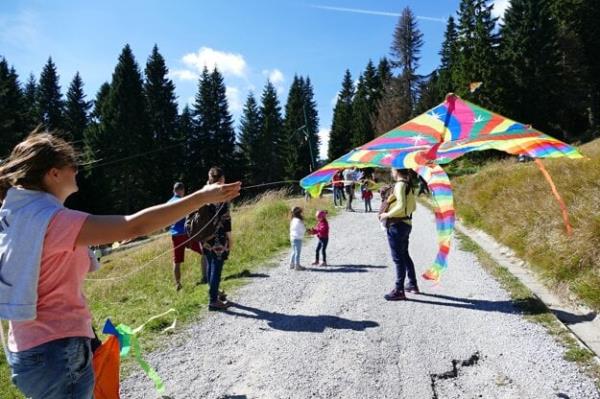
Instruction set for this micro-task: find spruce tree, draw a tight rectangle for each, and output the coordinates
[0,58,25,153]
[100,44,152,212]
[64,72,91,144]
[177,105,194,183]
[209,68,236,175]
[238,92,262,185]
[415,71,441,114]
[283,76,319,180]
[453,0,500,107]
[144,44,180,195]
[37,57,64,131]
[390,7,424,113]
[501,0,563,135]
[328,70,354,161]
[437,16,458,97]
[189,67,212,182]
[351,75,374,147]
[373,77,412,135]
[377,57,393,89]
[23,73,39,132]
[259,81,285,183]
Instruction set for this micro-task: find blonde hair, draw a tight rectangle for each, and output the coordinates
[0,131,78,201]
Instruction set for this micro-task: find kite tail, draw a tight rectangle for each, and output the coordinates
[533,159,573,236]
[416,165,455,281]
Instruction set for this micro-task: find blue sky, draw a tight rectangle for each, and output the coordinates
[0,0,508,158]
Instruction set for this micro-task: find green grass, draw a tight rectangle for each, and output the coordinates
[456,232,600,382]
[452,138,600,311]
[0,191,336,398]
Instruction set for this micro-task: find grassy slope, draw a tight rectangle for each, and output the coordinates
[453,138,600,310]
[0,191,335,398]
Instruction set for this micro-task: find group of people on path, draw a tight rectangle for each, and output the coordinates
[0,129,423,399]
[166,166,233,311]
[292,167,420,303]
[332,167,374,213]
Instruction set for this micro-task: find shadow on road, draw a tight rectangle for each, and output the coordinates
[223,303,379,333]
[411,292,596,325]
[224,269,270,281]
[307,264,387,273]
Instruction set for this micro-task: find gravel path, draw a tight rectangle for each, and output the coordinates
[122,199,600,399]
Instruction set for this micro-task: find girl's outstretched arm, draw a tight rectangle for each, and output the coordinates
[76,182,241,247]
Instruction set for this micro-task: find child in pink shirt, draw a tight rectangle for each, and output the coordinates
[309,210,330,266]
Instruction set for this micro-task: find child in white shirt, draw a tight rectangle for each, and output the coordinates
[289,206,306,270]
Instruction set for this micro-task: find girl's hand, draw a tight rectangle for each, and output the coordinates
[198,182,241,204]
[379,212,388,220]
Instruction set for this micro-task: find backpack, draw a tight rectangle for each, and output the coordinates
[185,204,218,243]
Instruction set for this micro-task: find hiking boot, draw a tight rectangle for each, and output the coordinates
[295,265,307,271]
[219,290,227,301]
[208,299,231,311]
[311,261,320,266]
[384,289,406,301]
[405,284,420,294]
[320,262,328,266]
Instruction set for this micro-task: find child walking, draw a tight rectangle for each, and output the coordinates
[309,210,330,266]
[289,206,306,270]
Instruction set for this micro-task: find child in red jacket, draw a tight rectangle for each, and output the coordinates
[361,183,373,213]
[309,210,329,266]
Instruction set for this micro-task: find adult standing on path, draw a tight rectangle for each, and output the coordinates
[0,133,240,399]
[342,167,356,212]
[379,168,419,301]
[167,182,208,291]
[202,167,234,311]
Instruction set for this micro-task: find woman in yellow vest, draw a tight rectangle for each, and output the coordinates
[378,168,418,300]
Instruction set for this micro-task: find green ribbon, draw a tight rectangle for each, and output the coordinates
[114,308,177,394]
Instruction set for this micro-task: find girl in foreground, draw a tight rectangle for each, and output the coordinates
[0,132,240,399]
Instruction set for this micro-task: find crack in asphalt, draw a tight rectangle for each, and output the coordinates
[430,351,481,399]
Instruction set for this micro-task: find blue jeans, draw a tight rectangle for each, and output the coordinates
[315,237,328,263]
[333,187,343,206]
[205,251,225,302]
[364,198,372,212]
[386,222,417,290]
[290,239,302,266]
[7,337,94,399]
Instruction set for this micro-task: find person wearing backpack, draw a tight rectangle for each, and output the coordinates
[0,132,240,399]
[201,167,234,311]
[167,182,208,291]
[378,168,419,301]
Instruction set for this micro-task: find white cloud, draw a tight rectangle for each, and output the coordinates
[318,127,330,159]
[263,68,285,85]
[226,86,243,114]
[181,47,248,78]
[310,5,446,23]
[491,0,510,21]
[170,69,198,81]
[330,92,339,107]
[0,9,39,49]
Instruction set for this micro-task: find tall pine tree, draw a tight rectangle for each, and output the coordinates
[500,0,564,135]
[453,0,500,107]
[390,7,424,113]
[258,81,285,183]
[37,57,64,131]
[284,75,319,180]
[328,70,354,161]
[23,73,39,132]
[436,16,458,97]
[238,92,262,185]
[64,72,91,144]
[99,44,152,212]
[0,58,25,154]
[144,44,180,196]
[351,74,374,147]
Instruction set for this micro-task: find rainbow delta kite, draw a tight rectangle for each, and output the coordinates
[300,94,582,281]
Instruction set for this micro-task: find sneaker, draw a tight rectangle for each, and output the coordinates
[384,289,406,301]
[208,299,231,311]
[405,284,420,294]
[311,261,319,266]
[219,290,227,301]
[295,265,307,271]
[320,262,328,266]
[290,262,295,269]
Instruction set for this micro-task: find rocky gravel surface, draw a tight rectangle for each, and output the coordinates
[122,201,600,399]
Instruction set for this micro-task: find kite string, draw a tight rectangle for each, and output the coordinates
[86,180,301,283]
